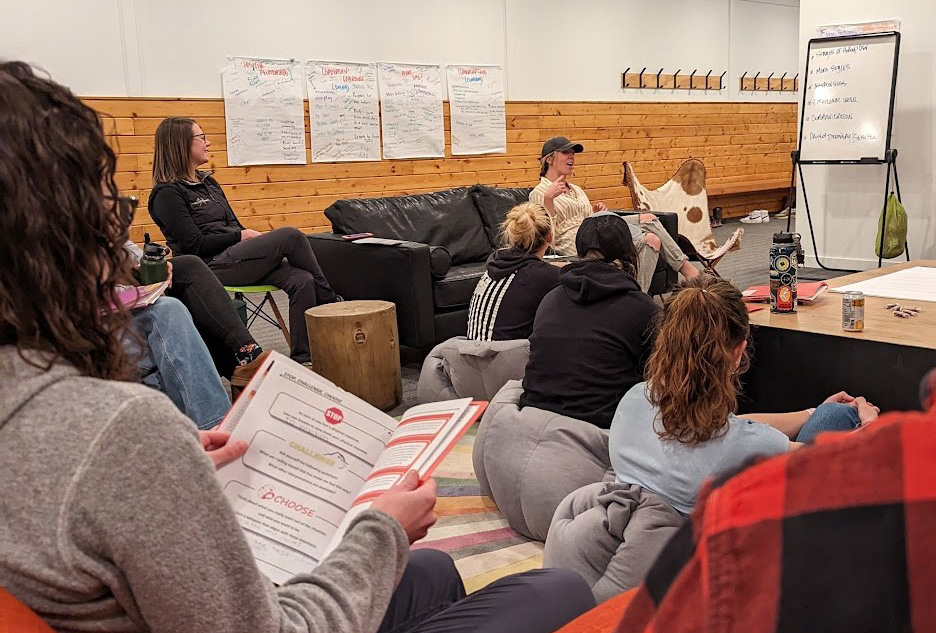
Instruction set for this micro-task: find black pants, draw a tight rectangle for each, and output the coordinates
[378,550,595,633]
[207,227,336,363]
[166,254,255,378]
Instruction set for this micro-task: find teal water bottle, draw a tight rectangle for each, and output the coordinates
[139,233,169,285]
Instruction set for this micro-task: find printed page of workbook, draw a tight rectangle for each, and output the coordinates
[215,351,398,584]
[319,398,485,558]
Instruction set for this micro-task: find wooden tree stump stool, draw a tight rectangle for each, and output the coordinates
[305,300,402,411]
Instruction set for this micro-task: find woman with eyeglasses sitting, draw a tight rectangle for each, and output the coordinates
[148,118,338,364]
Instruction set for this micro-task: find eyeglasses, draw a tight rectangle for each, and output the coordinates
[193,133,207,142]
[105,194,139,233]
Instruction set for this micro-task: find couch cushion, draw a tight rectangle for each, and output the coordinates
[432,261,486,309]
[325,188,491,265]
[471,185,535,248]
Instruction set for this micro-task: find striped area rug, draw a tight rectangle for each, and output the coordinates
[414,424,543,593]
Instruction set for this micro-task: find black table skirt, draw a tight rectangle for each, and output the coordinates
[738,325,936,414]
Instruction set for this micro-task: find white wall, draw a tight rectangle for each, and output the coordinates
[132,0,506,97]
[730,0,801,102]
[797,1,936,268]
[2,0,128,95]
[2,0,798,101]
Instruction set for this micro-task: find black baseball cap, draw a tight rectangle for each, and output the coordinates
[540,136,584,159]
[575,212,637,263]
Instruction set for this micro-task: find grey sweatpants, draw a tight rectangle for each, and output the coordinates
[624,216,688,292]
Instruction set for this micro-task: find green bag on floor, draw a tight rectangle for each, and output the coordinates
[875,193,908,259]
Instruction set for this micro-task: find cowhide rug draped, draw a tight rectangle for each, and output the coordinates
[623,159,743,259]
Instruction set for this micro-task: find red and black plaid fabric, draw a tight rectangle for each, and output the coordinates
[615,409,936,633]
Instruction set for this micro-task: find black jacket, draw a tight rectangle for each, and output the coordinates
[148,172,244,261]
[467,248,561,341]
[519,260,659,428]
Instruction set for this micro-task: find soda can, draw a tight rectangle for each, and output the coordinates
[842,291,865,332]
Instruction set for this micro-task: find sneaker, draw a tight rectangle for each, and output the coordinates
[740,209,768,223]
[775,208,790,219]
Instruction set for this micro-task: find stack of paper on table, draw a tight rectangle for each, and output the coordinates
[742,281,829,303]
[216,351,486,584]
[831,266,936,303]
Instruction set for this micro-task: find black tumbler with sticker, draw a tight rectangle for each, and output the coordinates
[770,232,798,313]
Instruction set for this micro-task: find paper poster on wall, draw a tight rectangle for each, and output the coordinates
[378,63,445,159]
[221,57,307,166]
[306,61,381,162]
[446,65,506,155]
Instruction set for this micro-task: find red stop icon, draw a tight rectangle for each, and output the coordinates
[324,407,344,425]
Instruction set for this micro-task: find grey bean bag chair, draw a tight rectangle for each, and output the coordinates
[417,337,530,404]
[473,380,613,542]
[544,482,684,602]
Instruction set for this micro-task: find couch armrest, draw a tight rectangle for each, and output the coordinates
[307,233,436,348]
[615,210,679,240]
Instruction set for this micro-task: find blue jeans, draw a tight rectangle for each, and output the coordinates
[131,297,231,430]
[796,402,862,443]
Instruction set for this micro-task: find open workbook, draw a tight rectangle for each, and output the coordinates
[216,351,486,584]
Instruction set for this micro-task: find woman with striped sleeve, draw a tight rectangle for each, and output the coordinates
[466,202,560,341]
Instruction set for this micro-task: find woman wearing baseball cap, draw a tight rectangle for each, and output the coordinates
[520,213,659,428]
[529,136,699,292]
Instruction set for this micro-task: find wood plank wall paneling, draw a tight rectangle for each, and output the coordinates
[84,98,796,243]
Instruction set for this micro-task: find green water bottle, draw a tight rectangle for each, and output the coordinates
[139,233,169,285]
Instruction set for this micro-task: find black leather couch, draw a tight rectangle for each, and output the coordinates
[307,185,678,348]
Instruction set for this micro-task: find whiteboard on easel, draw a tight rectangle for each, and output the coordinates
[799,33,899,163]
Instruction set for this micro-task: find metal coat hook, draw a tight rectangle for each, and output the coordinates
[718,71,726,91]
[655,68,664,89]
[740,71,748,89]
[689,69,697,91]
[672,69,681,89]
[781,71,788,89]
[705,70,712,90]
[639,67,647,89]
[623,67,630,88]
[767,72,775,91]
[753,71,761,90]
[793,72,799,90]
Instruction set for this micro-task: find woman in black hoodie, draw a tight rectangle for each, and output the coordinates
[520,213,659,428]
[148,117,337,363]
[467,202,561,341]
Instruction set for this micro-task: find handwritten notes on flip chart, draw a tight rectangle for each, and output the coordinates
[222,57,307,166]
[306,61,381,162]
[799,34,898,162]
[446,65,506,155]
[378,63,445,159]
